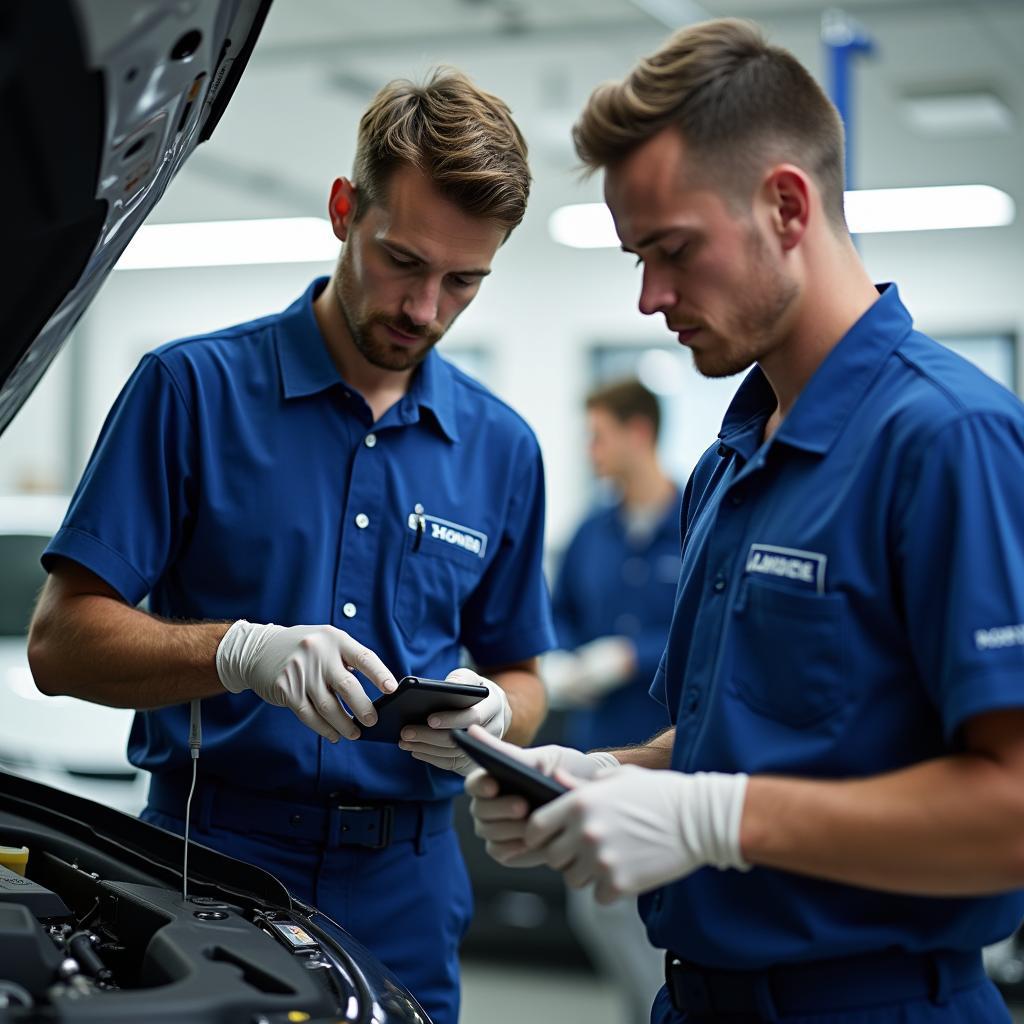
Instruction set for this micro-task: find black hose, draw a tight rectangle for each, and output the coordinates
[66,932,113,984]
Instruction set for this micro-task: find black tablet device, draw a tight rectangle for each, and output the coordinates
[452,728,568,809]
[360,676,488,743]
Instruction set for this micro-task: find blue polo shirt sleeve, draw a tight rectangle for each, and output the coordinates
[633,618,675,686]
[42,354,195,605]
[650,467,698,711]
[649,648,670,710]
[898,412,1024,739]
[460,438,555,667]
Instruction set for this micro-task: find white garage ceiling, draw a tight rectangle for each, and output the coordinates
[148,1,1021,222]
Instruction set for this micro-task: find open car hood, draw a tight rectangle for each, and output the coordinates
[0,769,428,1022]
[0,0,272,437]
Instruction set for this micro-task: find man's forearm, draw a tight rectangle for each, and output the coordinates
[741,751,1024,896]
[30,591,229,709]
[489,666,547,745]
[603,726,675,769]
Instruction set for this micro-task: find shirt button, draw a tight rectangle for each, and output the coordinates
[729,493,744,506]
[342,602,357,618]
[684,690,700,714]
[355,513,369,529]
[364,433,377,448]
[713,575,727,593]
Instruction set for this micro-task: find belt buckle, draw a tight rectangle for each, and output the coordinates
[334,804,393,849]
[666,956,714,1016]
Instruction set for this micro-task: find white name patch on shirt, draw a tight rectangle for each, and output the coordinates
[407,513,488,558]
[745,544,827,594]
[974,623,1024,651]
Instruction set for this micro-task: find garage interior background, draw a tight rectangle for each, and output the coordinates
[1,0,1023,1021]
[3,0,1022,539]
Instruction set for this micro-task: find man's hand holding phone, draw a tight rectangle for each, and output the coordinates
[463,727,620,866]
[398,668,511,774]
[216,620,398,742]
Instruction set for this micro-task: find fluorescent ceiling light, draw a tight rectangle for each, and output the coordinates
[115,217,337,270]
[902,93,1013,136]
[549,203,618,248]
[844,185,1015,233]
[550,185,1015,247]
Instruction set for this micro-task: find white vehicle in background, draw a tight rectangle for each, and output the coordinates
[0,492,145,813]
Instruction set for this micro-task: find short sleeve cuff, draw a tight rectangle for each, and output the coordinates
[468,622,557,670]
[942,666,1024,742]
[649,660,669,708]
[42,526,151,605]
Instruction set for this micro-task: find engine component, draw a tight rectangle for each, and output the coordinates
[0,863,70,918]
[0,903,63,996]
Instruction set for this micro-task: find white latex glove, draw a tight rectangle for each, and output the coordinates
[464,727,621,866]
[525,764,749,904]
[216,620,398,742]
[543,636,635,708]
[397,668,512,774]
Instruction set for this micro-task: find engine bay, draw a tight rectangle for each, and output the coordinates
[0,775,424,1023]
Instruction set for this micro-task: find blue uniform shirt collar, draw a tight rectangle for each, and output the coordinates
[401,348,461,443]
[276,277,460,443]
[719,283,913,459]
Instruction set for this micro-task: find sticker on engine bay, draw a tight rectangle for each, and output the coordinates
[270,920,319,949]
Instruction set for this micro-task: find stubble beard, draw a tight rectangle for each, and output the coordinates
[691,230,798,380]
[333,261,442,373]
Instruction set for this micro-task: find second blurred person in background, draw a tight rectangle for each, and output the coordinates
[546,377,677,1024]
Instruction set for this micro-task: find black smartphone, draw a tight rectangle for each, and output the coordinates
[360,676,488,743]
[452,728,568,809]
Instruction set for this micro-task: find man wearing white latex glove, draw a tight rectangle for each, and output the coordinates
[397,668,511,774]
[464,725,621,866]
[216,620,398,742]
[542,635,636,708]
[28,71,553,1024]
[467,20,1024,1024]
[524,763,748,905]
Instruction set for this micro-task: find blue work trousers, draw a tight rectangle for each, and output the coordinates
[650,976,1011,1024]
[142,805,472,1024]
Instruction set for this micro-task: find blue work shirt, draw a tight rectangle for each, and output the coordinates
[641,284,1024,967]
[551,493,678,750]
[43,278,555,803]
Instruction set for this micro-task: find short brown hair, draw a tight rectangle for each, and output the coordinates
[573,19,846,227]
[353,67,530,236]
[586,377,661,441]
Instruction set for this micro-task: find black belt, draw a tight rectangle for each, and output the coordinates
[148,774,453,851]
[665,947,986,1021]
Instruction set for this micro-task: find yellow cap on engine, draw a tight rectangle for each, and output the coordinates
[0,845,29,876]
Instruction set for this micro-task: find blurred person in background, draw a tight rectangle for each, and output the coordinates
[545,376,676,1023]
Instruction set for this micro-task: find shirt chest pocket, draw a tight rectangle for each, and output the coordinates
[394,525,486,649]
[728,577,847,727]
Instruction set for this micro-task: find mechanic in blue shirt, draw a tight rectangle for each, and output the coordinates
[28,70,553,1024]
[548,377,678,753]
[547,376,677,1023]
[466,20,1024,1023]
